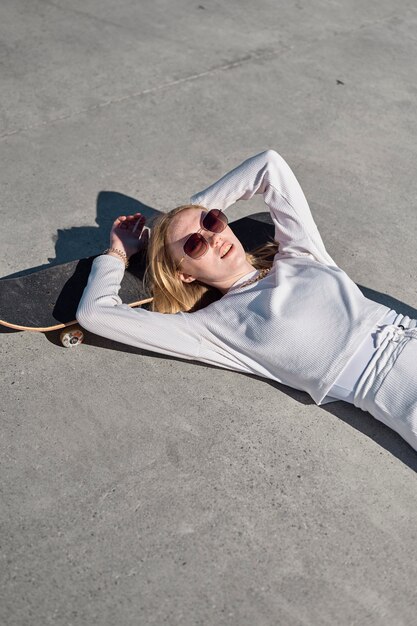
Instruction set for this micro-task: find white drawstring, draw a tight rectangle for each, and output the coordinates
[374,324,405,349]
[354,317,417,408]
[373,323,417,349]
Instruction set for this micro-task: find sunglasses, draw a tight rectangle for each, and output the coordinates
[177,209,228,266]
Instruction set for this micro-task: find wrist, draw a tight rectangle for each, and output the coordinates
[103,247,129,268]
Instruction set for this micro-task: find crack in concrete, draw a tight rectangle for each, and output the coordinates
[0,46,288,140]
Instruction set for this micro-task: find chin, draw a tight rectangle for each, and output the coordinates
[228,245,247,266]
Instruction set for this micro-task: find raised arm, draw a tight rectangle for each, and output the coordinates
[190,149,336,266]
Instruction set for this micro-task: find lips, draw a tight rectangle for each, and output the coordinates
[220,243,233,258]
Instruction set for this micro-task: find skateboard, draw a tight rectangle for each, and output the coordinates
[0,212,275,347]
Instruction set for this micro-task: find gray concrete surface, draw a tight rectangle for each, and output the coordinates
[1,1,417,624]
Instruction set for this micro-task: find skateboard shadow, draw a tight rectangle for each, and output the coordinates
[2,191,162,279]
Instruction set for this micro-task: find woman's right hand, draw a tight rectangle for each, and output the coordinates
[109,213,150,259]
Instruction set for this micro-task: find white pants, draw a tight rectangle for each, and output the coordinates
[329,312,417,452]
[327,309,398,404]
[353,314,417,451]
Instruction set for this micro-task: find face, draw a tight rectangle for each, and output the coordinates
[166,208,252,291]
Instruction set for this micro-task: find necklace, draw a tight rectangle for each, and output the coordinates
[234,267,271,290]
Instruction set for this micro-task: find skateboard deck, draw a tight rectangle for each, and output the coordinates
[0,212,275,345]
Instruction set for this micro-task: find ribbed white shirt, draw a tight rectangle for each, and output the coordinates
[77,150,391,405]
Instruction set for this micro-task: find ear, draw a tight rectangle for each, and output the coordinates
[178,271,196,284]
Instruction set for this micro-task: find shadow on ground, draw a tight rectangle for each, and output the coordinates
[2,191,161,279]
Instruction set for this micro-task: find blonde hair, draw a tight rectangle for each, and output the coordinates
[146,204,278,314]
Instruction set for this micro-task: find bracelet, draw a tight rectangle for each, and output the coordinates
[103,248,129,268]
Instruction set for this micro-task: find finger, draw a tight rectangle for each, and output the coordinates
[126,218,137,231]
[112,216,124,228]
[128,215,138,227]
[118,215,129,229]
[121,215,139,231]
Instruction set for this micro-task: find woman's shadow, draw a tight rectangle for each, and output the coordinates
[3,191,162,279]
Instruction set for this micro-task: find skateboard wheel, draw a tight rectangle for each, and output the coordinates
[60,327,84,348]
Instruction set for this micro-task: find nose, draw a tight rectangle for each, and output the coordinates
[207,231,223,248]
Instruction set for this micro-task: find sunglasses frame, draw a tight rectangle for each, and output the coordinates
[176,209,228,269]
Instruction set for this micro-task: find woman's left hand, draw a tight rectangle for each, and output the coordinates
[109,213,150,259]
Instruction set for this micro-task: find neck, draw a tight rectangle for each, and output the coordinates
[214,261,257,294]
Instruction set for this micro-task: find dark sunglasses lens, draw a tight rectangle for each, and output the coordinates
[202,209,228,233]
[184,233,208,259]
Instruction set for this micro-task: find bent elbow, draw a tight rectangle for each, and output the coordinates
[264,148,280,164]
[264,148,278,158]
[75,304,95,332]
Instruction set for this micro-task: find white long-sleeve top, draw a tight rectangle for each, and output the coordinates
[76,150,391,405]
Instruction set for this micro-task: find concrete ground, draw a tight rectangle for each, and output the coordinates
[1,1,417,624]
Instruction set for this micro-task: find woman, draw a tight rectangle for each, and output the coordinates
[76,150,417,452]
